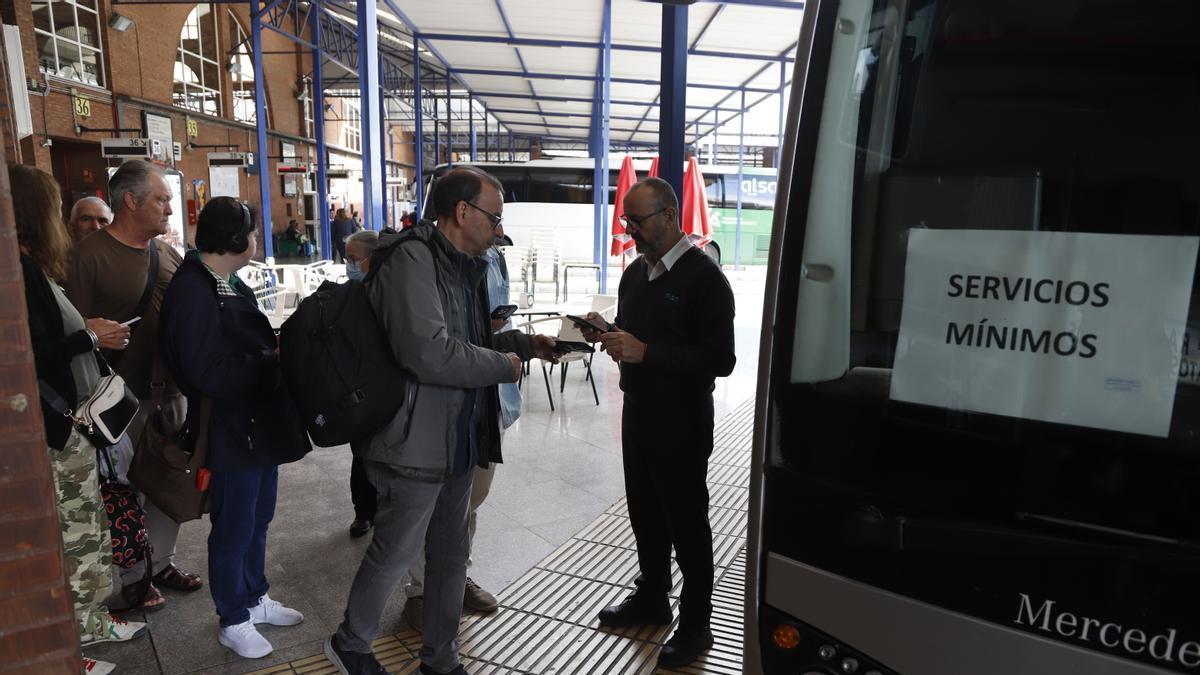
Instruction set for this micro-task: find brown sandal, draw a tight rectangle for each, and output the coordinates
[152,564,203,592]
[118,582,165,612]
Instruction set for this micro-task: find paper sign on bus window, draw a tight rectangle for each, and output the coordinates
[889,230,1198,438]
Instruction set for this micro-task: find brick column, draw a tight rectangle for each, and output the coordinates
[0,144,79,670]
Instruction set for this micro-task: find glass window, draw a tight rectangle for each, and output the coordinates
[174,4,221,116]
[343,101,361,152]
[227,12,257,124]
[32,0,105,87]
[771,0,1200,666]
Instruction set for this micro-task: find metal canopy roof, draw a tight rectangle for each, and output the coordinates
[359,0,804,148]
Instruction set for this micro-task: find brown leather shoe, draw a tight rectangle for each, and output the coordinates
[152,564,203,592]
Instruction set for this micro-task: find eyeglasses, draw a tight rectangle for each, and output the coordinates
[463,200,503,230]
[619,207,668,230]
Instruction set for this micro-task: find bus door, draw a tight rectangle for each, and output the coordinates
[749,0,1200,673]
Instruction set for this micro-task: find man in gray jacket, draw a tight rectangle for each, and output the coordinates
[326,167,557,675]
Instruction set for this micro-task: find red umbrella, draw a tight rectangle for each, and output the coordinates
[647,156,660,178]
[681,156,712,244]
[610,156,638,257]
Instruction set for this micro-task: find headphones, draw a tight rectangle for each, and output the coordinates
[228,201,252,254]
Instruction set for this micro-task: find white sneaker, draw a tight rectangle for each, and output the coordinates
[81,613,148,645]
[82,657,115,675]
[218,620,273,659]
[248,593,304,626]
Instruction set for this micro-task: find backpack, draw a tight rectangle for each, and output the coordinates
[279,234,431,447]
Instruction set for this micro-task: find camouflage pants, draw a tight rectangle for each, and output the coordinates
[50,428,114,640]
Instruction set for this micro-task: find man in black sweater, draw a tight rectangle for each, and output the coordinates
[582,177,736,668]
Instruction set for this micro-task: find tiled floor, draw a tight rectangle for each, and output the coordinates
[245,400,754,675]
[82,266,766,674]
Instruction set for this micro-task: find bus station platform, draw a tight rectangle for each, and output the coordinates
[83,268,765,675]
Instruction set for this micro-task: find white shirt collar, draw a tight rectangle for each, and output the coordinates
[647,235,693,281]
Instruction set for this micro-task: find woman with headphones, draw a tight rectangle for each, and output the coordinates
[159,197,311,659]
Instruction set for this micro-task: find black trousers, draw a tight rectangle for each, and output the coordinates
[621,393,714,629]
[350,455,377,520]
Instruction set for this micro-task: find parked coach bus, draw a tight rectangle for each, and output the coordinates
[427,159,777,265]
[749,0,1200,674]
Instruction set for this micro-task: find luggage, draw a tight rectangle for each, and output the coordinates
[279,235,429,446]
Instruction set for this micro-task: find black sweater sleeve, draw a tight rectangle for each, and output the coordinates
[642,262,737,379]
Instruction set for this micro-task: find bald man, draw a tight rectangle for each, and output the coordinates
[69,196,113,243]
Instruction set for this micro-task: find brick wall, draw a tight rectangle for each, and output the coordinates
[0,127,78,674]
[1,0,419,241]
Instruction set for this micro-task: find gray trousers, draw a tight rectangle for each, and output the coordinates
[405,462,494,598]
[336,460,473,672]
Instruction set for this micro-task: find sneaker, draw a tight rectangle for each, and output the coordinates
[248,593,304,626]
[324,634,389,675]
[403,595,423,632]
[81,614,148,644]
[463,577,498,613]
[597,594,672,628]
[82,657,115,675]
[657,625,715,668]
[218,619,273,659]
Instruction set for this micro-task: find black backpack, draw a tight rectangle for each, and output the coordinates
[279,234,430,447]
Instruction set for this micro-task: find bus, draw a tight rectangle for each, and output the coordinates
[748,0,1200,674]
[426,159,777,265]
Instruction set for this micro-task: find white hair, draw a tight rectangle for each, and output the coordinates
[69,196,112,223]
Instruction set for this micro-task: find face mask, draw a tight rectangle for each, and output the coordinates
[346,260,366,282]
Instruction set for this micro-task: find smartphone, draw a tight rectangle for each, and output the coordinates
[120,316,142,327]
[567,314,612,333]
[552,340,595,355]
[491,304,518,320]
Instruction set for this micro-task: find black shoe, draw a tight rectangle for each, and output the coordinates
[324,634,389,675]
[418,663,469,675]
[349,518,372,538]
[597,595,672,627]
[657,625,714,668]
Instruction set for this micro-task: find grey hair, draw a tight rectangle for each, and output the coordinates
[633,176,679,215]
[69,196,112,223]
[108,160,165,214]
[345,229,380,251]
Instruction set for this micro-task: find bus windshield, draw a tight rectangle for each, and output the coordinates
[757,0,1200,673]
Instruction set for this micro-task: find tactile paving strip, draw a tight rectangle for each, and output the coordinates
[249,399,755,675]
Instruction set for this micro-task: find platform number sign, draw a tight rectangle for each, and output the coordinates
[186,119,198,138]
[73,94,91,118]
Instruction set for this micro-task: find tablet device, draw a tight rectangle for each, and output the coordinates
[567,314,612,333]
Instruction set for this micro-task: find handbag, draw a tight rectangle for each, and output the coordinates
[38,353,139,450]
[97,443,154,605]
[129,394,213,524]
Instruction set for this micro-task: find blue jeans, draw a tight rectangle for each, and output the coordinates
[209,467,278,627]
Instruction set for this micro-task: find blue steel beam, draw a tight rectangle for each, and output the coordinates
[463,90,744,112]
[493,0,550,127]
[413,41,425,220]
[448,67,776,94]
[416,31,795,64]
[357,0,384,230]
[482,107,717,125]
[311,7,331,259]
[684,41,797,147]
[594,0,611,292]
[697,0,804,8]
[251,0,273,258]
[659,4,687,199]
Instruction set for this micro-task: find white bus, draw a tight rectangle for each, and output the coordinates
[749,0,1200,673]
[426,159,778,266]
